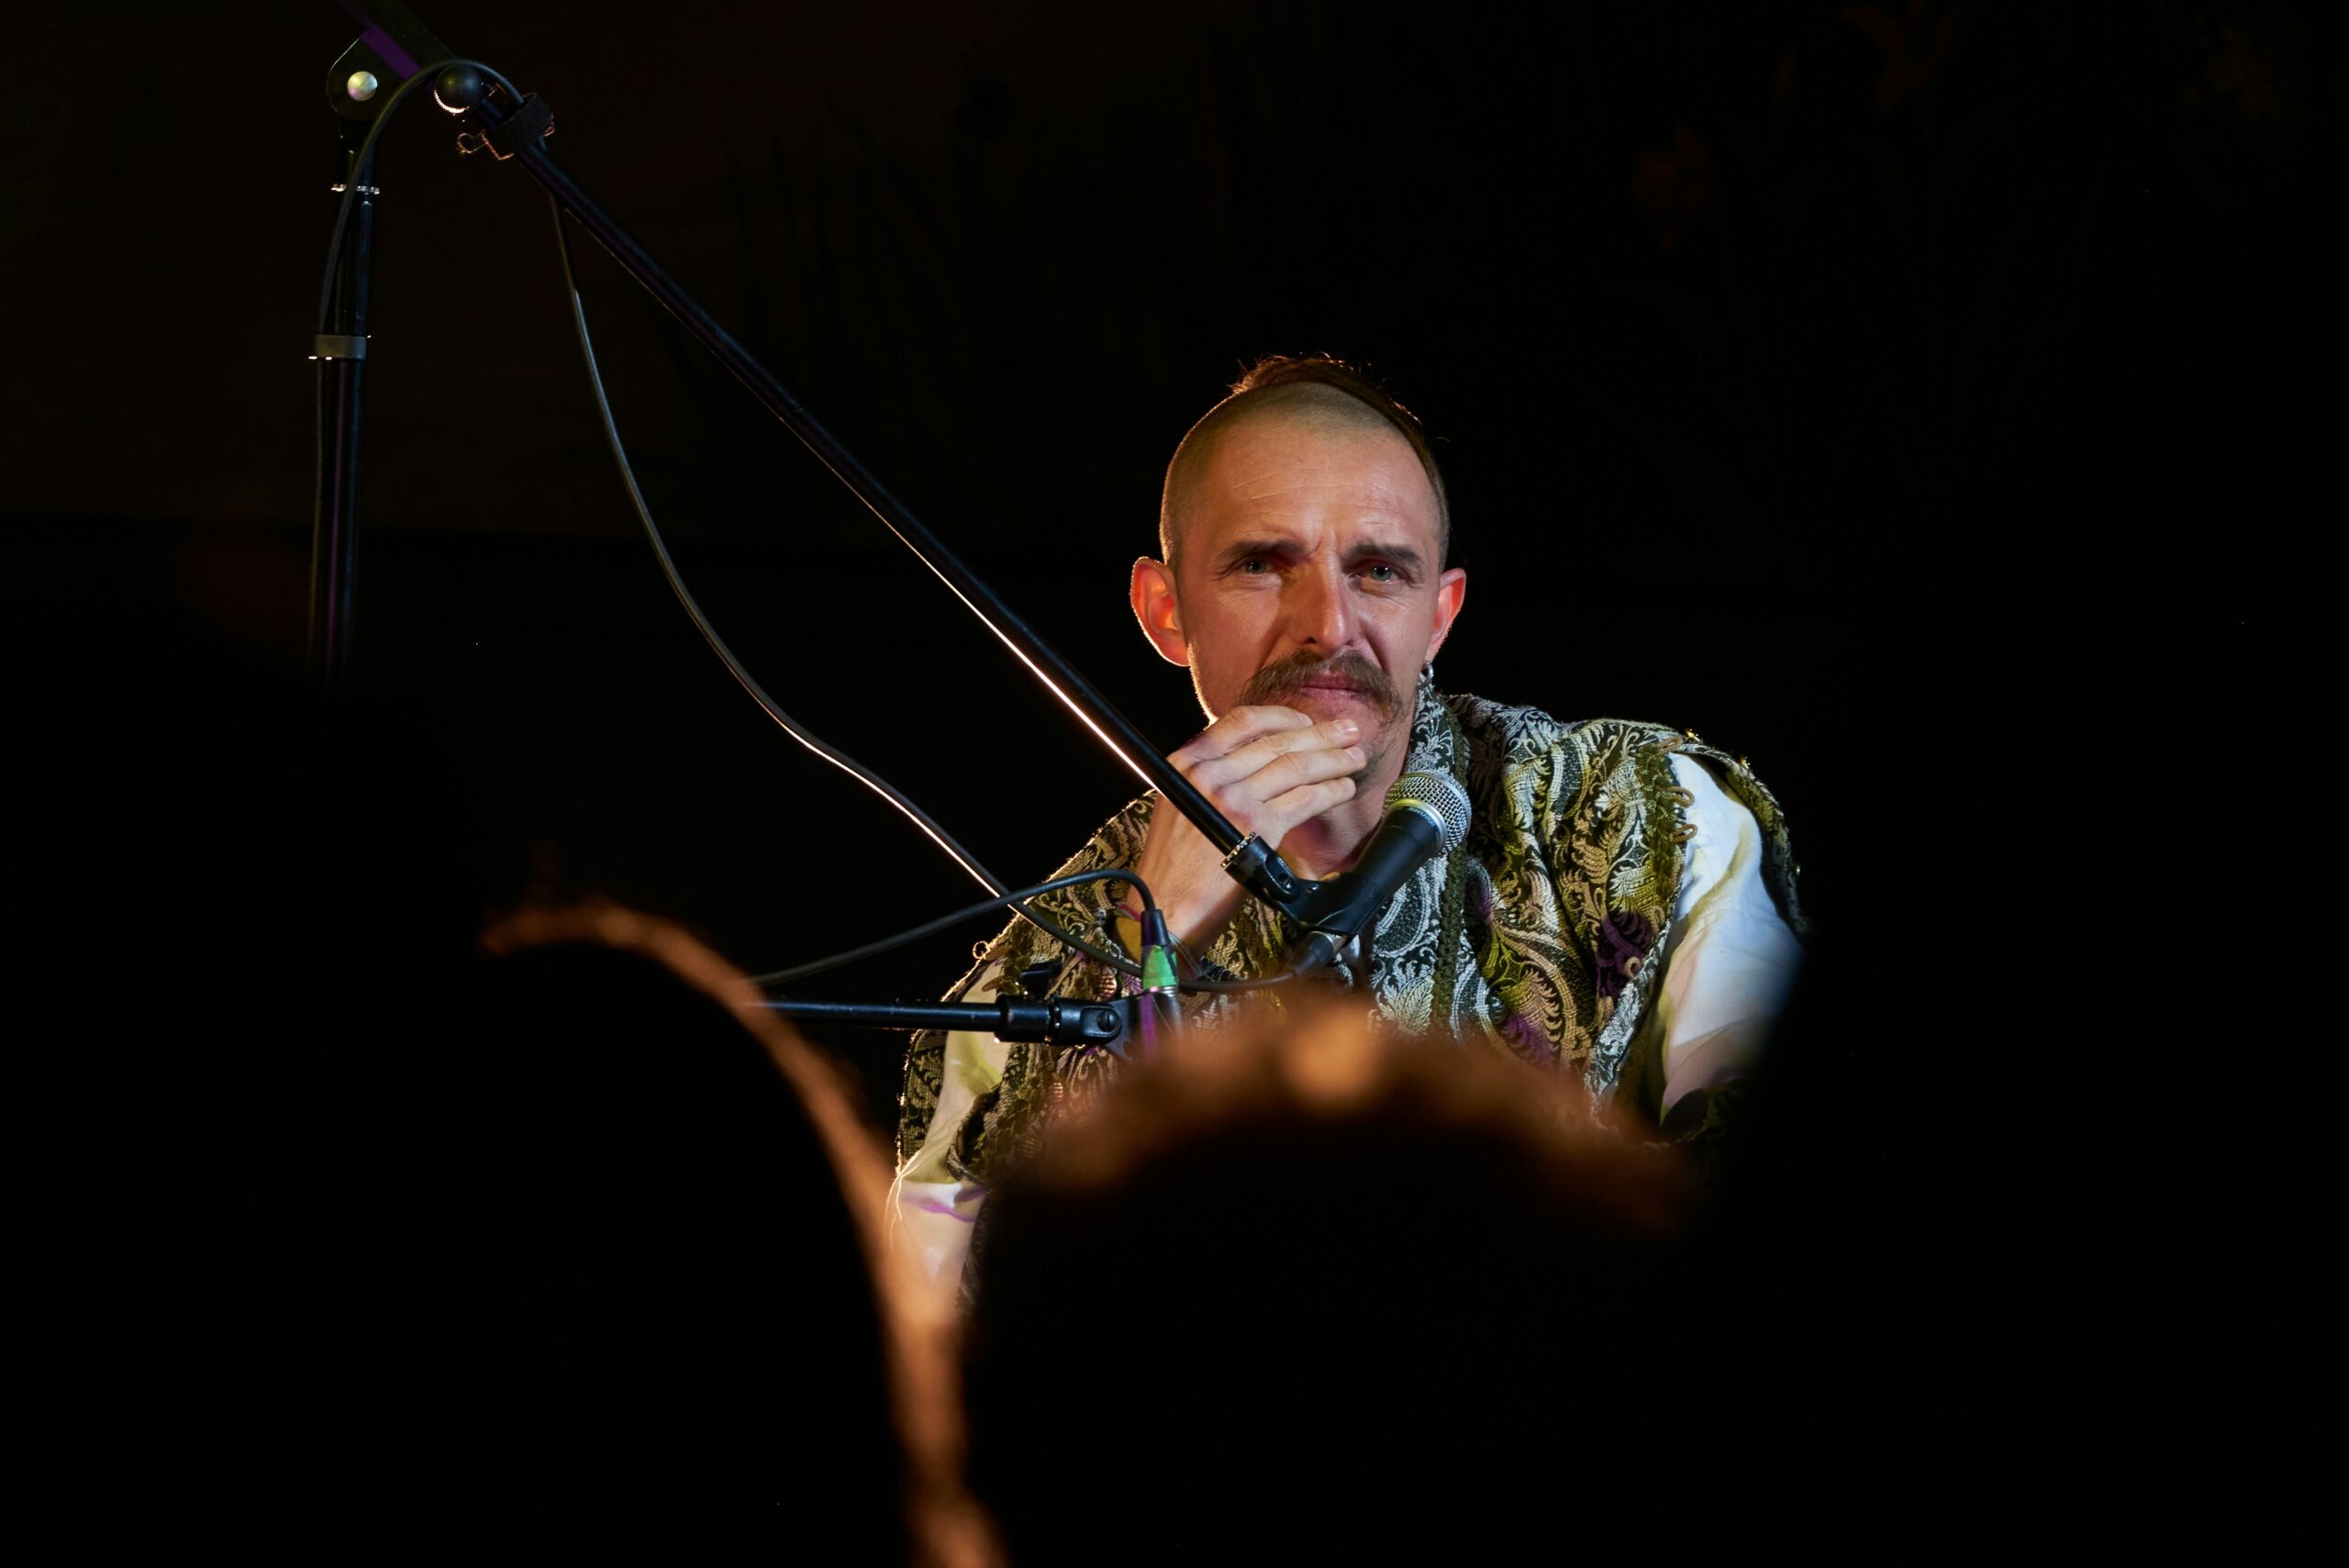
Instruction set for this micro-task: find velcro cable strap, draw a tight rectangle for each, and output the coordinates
[483,95,554,160]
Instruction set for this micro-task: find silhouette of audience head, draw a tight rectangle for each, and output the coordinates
[355,905,988,1560]
[960,1003,1698,1562]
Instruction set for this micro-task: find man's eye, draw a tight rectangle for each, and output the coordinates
[1238,558,1271,575]
[1360,563,1397,582]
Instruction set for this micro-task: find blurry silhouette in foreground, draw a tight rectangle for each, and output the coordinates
[2,582,991,1551]
[346,903,995,1558]
[960,1005,1701,1562]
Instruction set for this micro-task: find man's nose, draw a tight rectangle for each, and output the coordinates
[1285,558,1353,649]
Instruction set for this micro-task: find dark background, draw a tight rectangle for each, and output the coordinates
[3,1,2317,1144]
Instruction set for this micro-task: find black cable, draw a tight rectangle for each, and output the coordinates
[313,60,523,672]
[313,59,527,680]
[316,58,522,335]
[547,197,1141,977]
[753,870,1155,987]
[753,866,1301,994]
[1180,968,1300,993]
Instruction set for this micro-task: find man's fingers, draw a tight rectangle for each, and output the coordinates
[1168,705,1315,768]
[1159,707,1364,843]
[1185,718,1362,792]
[1234,742,1364,806]
[1259,777,1358,845]
[1221,704,1319,738]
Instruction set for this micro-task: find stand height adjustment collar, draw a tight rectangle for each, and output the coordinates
[311,334,368,361]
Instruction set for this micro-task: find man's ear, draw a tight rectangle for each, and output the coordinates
[1130,558,1191,667]
[1425,567,1468,662]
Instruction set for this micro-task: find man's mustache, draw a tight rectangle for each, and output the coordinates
[1239,651,1401,723]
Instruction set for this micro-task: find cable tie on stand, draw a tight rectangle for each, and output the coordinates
[478,94,554,159]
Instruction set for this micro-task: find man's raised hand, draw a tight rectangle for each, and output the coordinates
[1129,706,1363,952]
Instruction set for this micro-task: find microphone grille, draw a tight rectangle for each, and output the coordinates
[1385,770,1472,854]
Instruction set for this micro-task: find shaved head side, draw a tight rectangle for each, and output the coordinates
[1159,356,1451,571]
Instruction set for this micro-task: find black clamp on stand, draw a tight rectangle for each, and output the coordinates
[440,65,552,160]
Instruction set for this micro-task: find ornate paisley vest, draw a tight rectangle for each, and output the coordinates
[896,672,1802,1184]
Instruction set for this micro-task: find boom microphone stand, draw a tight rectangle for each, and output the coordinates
[309,4,1346,1062]
[430,77,1313,920]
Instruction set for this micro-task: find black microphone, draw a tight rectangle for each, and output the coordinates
[1286,771,1472,974]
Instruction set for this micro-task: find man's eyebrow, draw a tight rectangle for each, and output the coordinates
[1213,537,1297,566]
[1209,537,1430,573]
[1341,540,1426,573]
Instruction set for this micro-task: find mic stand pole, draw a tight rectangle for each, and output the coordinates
[437,80,1313,922]
[308,116,379,697]
[309,1,454,696]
